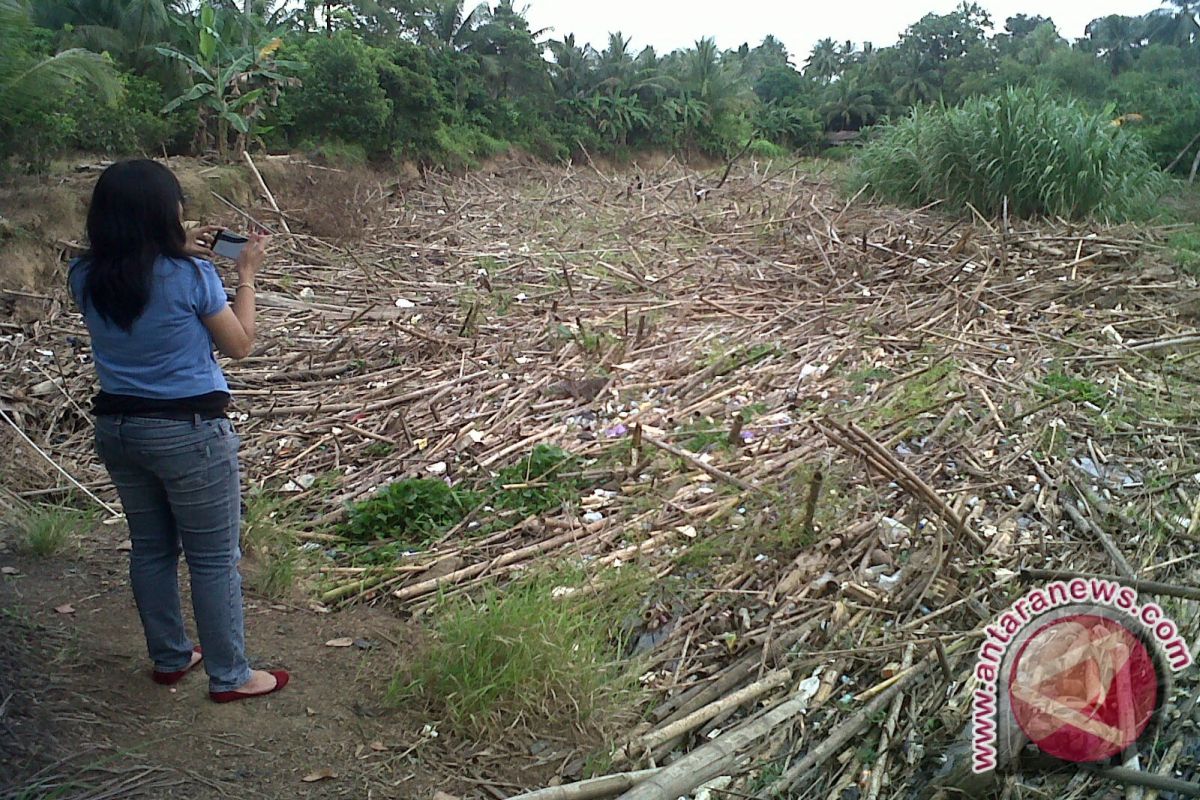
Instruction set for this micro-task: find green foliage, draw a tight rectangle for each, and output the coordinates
[156,3,299,158]
[19,504,91,557]
[388,569,636,733]
[285,31,391,155]
[68,72,180,155]
[242,491,302,600]
[345,478,477,546]
[1168,227,1200,275]
[1,0,121,170]
[1040,370,1110,408]
[7,0,1200,174]
[853,87,1168,220]
[491,445,581,515]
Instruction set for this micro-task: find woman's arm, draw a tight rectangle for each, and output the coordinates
[202,234,268,361]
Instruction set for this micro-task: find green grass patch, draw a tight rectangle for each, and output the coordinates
[388,569,638,733]
[1168,227,1200,277]
[676,416,731,453]
[878,360,959,424]
[1039,370,1110,409]
[18,504,90,557]
[242,492,305,600]
[852,87,1167,221]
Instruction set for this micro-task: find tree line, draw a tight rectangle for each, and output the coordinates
[1,0,1198,174]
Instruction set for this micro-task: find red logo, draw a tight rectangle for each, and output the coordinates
[1008,613,1161,763]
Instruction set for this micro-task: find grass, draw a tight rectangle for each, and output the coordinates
[388,569,640,734]
[1039,369,1110,409]
[17,504,90,557]
[242,492,304,600]
[851,87,1168,221]
[877,359,959,425]
[1168,226,1200,277]
[344,445,584,548]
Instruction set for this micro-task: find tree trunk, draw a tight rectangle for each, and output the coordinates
[242,0,251,45]
[1190,145,1200,185]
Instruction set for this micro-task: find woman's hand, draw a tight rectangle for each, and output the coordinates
[235,233,270,284]
[185,225,222,259]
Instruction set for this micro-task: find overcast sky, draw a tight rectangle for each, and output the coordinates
[522,0,1166,63]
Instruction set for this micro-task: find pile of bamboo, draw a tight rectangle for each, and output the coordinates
[3,156,1198,798]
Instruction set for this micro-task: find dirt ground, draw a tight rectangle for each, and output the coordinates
[0,526,572,800]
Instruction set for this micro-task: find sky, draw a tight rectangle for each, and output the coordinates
[521,0,1166,63]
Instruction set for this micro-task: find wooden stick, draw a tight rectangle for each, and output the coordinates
[1021,568,1200,601]
[507,769,661,800]
[641,434,767,495]
[243,151,292,235]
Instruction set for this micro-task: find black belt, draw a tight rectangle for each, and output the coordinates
[101,410,227,421]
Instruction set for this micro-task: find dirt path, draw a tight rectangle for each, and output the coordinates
[0,525,564,799]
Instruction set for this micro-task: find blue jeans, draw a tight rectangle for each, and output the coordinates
[94,415,251,692]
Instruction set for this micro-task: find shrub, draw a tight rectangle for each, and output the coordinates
[69,73,179,156]
[285,32,392,157]
[491,445,580,515]
[748,139,788,159]
[851,86,1168,221]
[345,478,477,546]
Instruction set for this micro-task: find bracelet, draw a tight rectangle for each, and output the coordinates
[236,282,256,292]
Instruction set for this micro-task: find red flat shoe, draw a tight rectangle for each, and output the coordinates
[209,670,290,704]
[152,646,203,686]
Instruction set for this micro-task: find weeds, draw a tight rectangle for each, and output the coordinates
[1039,370,1110,409]
[242,492,303,600]
[852,87,1167,221]
[344,478,478,546]
[1168,227,1200,276]
[18,504,90,557]
[389,570,637,733]
[492,445,581,516]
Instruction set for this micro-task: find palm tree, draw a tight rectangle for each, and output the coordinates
[892,50,936,106]
[1,0,120,123]
[1084,14,1146,76]
[547,33,594,99]
[1148,0,1200,46]
[805,37,840,82]
[32,0,190,81]
[420,0,486,49]
[820,78,876,131]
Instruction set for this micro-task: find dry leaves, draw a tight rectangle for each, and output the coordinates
[324,637,354,648]
[301,768,337,783]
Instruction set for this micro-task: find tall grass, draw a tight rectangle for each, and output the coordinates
[18,504,90,557]
[389,570,643,734]
[851,87,1168,221]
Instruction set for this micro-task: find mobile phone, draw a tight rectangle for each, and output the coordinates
[212,230,249,260]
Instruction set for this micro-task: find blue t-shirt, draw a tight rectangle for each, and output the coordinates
[68,256,230,399]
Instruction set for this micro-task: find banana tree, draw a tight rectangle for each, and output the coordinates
[156,3,297,158]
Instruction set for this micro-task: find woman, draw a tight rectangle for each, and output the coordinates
[69,159,288,703]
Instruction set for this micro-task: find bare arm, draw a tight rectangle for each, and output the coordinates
[202,233,268,361]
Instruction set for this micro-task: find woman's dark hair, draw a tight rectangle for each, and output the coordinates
[79,159,191,331]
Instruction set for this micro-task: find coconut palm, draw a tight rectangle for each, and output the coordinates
[1084,14,1146,76]
[1147,0,1200,47]
[892,50,937,106]
[805,37,840,83]
[419,0,487,49]
[1,0,120,125]
[820,77,877,130]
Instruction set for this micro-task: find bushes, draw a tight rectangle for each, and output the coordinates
[284,32,392,156]
[852,87,1168,220]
